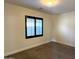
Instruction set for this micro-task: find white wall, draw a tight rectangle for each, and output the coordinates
[4,3,53,56]
[52,11,75,47]
[4,2,75,56]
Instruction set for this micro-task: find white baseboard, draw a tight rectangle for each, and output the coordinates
[5,40,51,56]
[51,39,56,42]
[5,40,74,56]
[51,40,75,47]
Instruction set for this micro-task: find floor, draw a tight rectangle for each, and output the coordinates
[5,42,75,59]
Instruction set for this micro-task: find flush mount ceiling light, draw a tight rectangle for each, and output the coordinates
[40,0,59,7]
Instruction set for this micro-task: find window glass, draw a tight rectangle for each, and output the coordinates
[36,19,42,35]
[25,16,43,38]
[27,18,35,36]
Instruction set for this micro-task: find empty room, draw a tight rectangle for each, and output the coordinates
[4,0,75,59]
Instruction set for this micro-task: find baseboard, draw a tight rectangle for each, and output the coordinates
[5,40,74,56]
[5,40,51,56]
[51,40,75,48]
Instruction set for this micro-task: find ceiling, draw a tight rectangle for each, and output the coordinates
[5,0,75,14]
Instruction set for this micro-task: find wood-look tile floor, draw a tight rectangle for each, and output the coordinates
[5,42,75,59]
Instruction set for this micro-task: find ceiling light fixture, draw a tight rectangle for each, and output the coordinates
[40,0,59,7]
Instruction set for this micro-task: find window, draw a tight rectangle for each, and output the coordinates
[25,16,43,38]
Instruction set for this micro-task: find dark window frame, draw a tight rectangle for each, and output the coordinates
[25,16,43,39]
